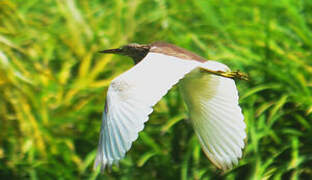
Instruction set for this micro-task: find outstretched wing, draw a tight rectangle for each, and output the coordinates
[180,61,246,170]
[94,53,201,170]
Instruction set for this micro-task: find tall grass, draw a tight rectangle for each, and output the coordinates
[1,0,312,179]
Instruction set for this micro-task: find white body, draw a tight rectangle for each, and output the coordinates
[94,52,246,171]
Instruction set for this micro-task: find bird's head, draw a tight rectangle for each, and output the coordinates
[99,43,150,63]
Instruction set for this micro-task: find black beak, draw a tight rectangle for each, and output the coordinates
[98,48,123,54]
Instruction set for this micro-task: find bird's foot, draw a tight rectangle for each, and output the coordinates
[200,68,248,80]
[217,70,249,80]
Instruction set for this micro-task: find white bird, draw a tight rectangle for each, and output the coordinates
[94,42,247,171]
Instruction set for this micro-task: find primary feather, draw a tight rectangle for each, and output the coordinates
[94,51,246,171]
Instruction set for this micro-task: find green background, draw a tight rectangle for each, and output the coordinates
[1,0,312,179]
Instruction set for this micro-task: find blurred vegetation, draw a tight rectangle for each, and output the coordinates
[1,0,312,179]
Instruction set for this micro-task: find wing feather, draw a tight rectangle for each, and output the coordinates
[94,53,201,170]
[180,61,246,170]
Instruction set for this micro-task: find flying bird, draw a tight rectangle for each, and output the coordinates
[94,42,247,171]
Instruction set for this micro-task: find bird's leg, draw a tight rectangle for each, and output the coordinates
[202,69,248,80]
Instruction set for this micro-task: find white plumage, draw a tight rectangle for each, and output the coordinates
[94,51,246,171]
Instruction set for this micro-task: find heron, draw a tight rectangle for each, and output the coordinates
[94,42,247,171]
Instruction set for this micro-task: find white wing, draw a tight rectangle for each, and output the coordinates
[94,53,201,170]
[180,61,246,170]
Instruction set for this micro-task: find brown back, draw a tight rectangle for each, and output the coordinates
[149,42,206,62]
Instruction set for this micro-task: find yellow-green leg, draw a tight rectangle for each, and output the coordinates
[201,69,248,80]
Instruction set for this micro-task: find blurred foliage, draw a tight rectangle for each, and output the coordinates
[1,0,312,179]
